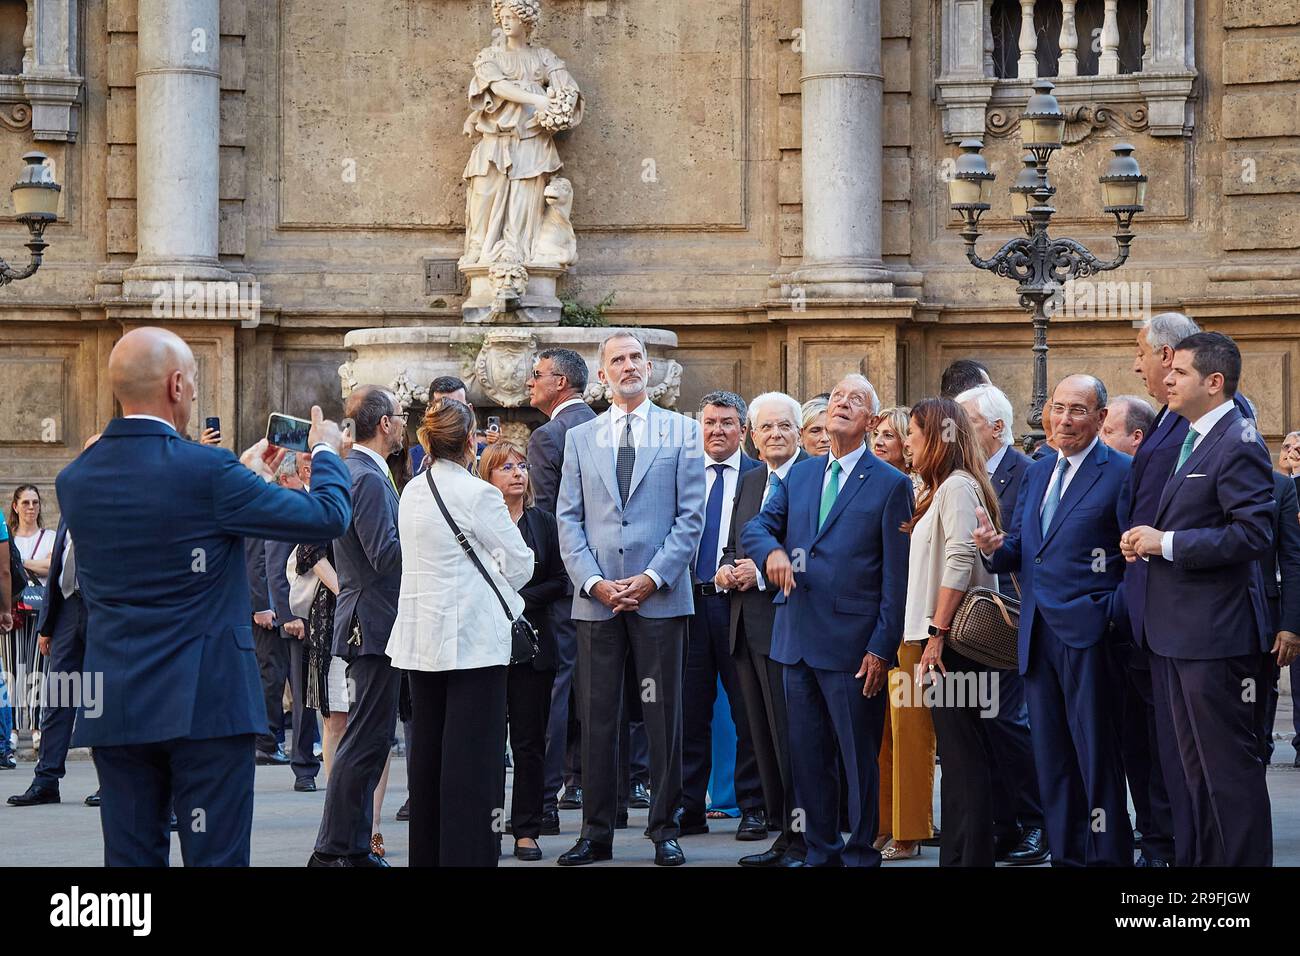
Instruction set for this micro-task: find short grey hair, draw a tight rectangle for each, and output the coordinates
[276,454,300,481]
[1109,394,1156,436]
[537,347,588,393]
[699,390,747,423]
[1144,312,1201,352]
[747,391,802,428]
[598,329,647,365]
[955,384,1016,448]
[800,397,828,430]
[833,373,881,414]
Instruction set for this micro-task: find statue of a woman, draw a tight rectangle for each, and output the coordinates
[461,0,583,277]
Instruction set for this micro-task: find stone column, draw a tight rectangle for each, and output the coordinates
[123,0,229,296]
[788,0,892,299]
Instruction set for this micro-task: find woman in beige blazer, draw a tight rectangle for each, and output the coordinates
[900,397,1002,867]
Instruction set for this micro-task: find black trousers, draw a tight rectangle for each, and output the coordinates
[543,600,581,812]
[313,653,400,858]
[577,614,685,846]
[253,624,289,753]
[986,668,1045,837]
[506,663,556,839]
[409,666,508,867]
[928,646,996,867]
[734,625,804,858]
[285,635,320,780]
[682,593,763,819]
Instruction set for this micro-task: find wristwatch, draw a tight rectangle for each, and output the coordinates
[927,624,950,637]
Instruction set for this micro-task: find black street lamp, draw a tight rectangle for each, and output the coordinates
[2,151,61,286]
[948,80,1147,452]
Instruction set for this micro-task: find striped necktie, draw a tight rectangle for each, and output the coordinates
[617,418,635,506]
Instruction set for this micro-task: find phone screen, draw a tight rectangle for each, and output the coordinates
[266,413,312,453]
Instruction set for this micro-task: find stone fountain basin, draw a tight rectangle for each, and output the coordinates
[339,325,682,411]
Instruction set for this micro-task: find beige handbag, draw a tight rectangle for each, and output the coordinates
[285,547,320,620]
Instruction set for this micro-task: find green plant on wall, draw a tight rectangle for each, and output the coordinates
[451,333,486,370]
[560,291,616,328]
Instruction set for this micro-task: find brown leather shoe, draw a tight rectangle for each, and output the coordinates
[371,832,385,858]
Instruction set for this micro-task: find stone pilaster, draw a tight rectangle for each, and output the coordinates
[122,0,229,297]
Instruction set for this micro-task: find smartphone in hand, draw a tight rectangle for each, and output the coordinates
[266,413,312,453]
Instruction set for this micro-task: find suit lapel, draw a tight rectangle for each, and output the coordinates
[626,405,667,502]
[1132,406,1179,485]
[1155,408,1239,524]
[1037,441,1106,553]
[583,411,622,508]
[813,449,872,544]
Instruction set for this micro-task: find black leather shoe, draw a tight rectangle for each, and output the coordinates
[294,777,317,792]
[678,817,709,836]
[0,751,15,770]
[1003,827,1049,866]
[738,848,785,867]
[8,784,59,806]
[777,855,809,867]
[736,810,767,841]
[654,838,685,866]
[629,781,650,808]
[557,839,612,866]
[994,830,1021,861]
[350,852,390,868]
[84,790,100,807]
[255,747,290,766]
[1136,853,1170,868]
[614,812,629,829]
[540,810,560,835]
[395,798,410,821]
[557,786,583,810]
[514,840,543,861]
[307,851,353,867]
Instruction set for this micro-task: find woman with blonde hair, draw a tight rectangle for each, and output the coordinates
[799,397,831,457]
[387,399,534,866]
[901,397,1003,867]
[873,406,925,497]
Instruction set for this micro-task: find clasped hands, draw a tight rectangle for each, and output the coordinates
[1119,526,1164,562]
[714,558,759,593]
[592,574,657,613]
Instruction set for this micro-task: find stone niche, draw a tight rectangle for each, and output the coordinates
[276,0,748,233]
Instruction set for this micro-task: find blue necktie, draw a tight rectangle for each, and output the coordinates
[761,470,781,508]
[695,463,726,582]
[1040,457,1071,537]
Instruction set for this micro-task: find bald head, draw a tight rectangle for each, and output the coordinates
[108,327,197,430]
[1050,373,1108,456]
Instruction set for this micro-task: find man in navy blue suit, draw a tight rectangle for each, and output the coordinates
[1121,331,1275,866]
[57,327,351,867]
[680,390,764,839]
[976,374,1133,867]
[741,374,912,867]
[956,382,1047,865]
[311,385,406,867]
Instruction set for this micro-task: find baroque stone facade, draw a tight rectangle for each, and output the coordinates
[0,0,1298,513]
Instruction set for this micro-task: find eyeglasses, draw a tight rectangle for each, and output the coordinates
[755,421,797,435]
[496,462,529,473]
[530,370,563,380]
[1048,403,1096,421]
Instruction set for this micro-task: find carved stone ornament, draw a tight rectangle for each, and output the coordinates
[582,359,684,409]
[474,328,540,407]
[389,370,430,412]
[337,360,358,399]
[986,103,1149,145]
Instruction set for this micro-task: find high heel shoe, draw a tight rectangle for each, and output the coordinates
[881,840,921,861]
[371,832,385,858]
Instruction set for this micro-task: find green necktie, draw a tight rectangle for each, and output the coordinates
[1175,427,1197,473]
[819,460,842,530]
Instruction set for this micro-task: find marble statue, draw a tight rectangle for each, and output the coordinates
[460,0,583,306]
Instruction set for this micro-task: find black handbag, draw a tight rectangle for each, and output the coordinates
[425,468,539,666]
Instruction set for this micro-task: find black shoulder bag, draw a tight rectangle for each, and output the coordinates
[425,468,539,665]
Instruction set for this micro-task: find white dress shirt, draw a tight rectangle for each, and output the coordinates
[697,448,743,576]
[551,396,586,420]
[1039,435,1099,513]
[985,443,1009,477]
[823,442,869,498]
[1159,400,1236,560]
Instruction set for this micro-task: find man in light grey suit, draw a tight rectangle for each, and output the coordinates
[555,330,705,866]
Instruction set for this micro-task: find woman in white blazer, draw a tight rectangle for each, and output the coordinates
[387,398,534,867]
